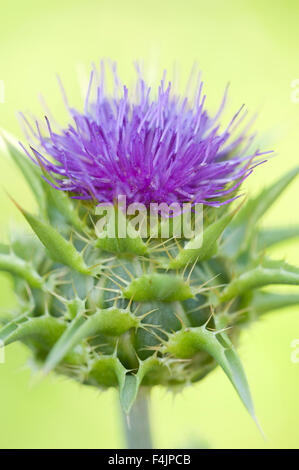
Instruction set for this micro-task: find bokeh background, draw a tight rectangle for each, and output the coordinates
[0,0,299,449]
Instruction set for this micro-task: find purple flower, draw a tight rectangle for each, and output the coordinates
[21,63,269,207]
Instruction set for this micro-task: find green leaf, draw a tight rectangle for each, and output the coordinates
[15,203,89,274]
[0,312,29,341]
[123,273,193,302]
[252,291,299,315]
[43,315,86,374]
[0,314,66,348]
[3,137,48,220]
[164,326,258,425]
[235,167,299,226]
[43,307,138,374]
[96,236,148,256]
[0,253,44,288]
[120,374,139,414]
[119,356,161,414]
[256,226,299,251]
[232,167,299,253]
[221,259,299,302]
[168,208,237,269]
[95,205,148,256]
[40,169,88,234]
[88,355,126,389]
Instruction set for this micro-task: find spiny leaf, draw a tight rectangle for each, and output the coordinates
[262,258,299,272]
[88,355,126,389]
[43,307,138,374]
[252,291,299,315]
[120,374,139,414]
[0,312,30,341]
[221,259,299,302]
[119,356,161,414]
[95,205,148,256]
[0,314,66,348]
[222,168,299,257]
[66,297,86,320]
[3,137,48,220]
[96,236,148,256]
[234,167,299,226]
[43,315,86,374]
[168,208,237,269]
[0,253,44,288]
[164,326,258,425]
[233,167,299,252]
[256,226,299,251]
[13,201,89,275]
[123,273,193,302]
[39,168,88,234]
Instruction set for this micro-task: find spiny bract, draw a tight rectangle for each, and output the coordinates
[1,64,299,424]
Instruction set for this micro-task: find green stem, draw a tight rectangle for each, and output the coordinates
[122,388,153,449]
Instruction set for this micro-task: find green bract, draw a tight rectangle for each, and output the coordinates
[1,138,299,426]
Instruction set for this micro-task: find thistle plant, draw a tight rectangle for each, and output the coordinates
[1,63,299,448]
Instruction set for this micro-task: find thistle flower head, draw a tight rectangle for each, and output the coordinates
[2,62,299,439]
[21,64,268,207]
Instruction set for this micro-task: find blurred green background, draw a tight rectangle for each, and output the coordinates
[0,0,299,449]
